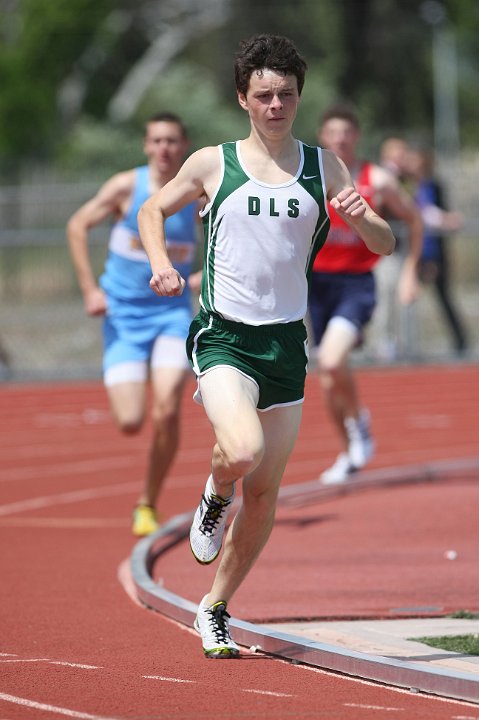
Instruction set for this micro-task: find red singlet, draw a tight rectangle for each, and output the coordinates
[313,161,380,274]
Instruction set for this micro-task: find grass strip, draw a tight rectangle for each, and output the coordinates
[450,610,479,620]
[411,634,479,655]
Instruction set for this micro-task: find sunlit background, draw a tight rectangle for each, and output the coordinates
[1,0,478,380]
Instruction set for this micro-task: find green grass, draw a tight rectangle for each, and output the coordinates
[411,635,479,655]
[410,611,479,655]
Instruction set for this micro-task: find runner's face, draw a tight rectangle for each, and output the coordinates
[319,118,360,165]
[237,70,300,138]
[143,121,189,174]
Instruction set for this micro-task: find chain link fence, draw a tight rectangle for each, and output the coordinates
[0,181,107,381]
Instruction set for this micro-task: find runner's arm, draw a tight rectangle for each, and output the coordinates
[323,150,396,257]
[138,147,218,297]
[66,172,133,315]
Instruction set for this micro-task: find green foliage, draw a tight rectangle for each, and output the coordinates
[58,57,337,177]
[56,118,144,177]
[2,0,479,174]
[137,61,248,150]
[0,0,114,166]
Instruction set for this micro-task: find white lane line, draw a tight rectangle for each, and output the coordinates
[0,481,140,517]
[345,703,402,712]
[0,692,119,719]
[0,518,128,528]
[0,457,140,483]
[0,658,101,669]
[143,675,195,683]
[0,462,205,488]
[295,660,479,707]
[117,559,144,608]
[243,689,293,698]
[296,658,479,704]
[33,410,110,427]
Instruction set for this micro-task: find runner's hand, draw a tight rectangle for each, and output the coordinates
[330,187,366,221]
[149,267,185,296]
[84,287,107,316]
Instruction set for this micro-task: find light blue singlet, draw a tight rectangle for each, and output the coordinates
[99,166,198,371]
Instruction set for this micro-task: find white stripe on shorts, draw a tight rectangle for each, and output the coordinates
[104,361,147,386]
[151,335,189,370]
[104,336,189,386]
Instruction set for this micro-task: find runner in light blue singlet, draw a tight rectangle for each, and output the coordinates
[67,113,200,537]
[100,165,197,374]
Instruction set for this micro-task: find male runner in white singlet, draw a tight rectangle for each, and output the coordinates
[138,35,395,658]
[67,113,199,537]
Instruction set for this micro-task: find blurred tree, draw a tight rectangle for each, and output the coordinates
[1,0,479,177]
[106,0,232,123]
[0,0,116,170]
[443,0,479,146]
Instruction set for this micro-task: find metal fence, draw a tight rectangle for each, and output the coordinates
[0,169,478,383]
[0,181,107,381]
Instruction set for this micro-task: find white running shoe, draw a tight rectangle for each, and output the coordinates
[345,409,375,469]
[189,476,235,564]
[194,595,240,658]
[320,452,356,485]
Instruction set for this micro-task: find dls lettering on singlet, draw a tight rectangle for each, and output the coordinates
[248,196,300,218]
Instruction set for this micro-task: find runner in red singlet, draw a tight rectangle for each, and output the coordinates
[309,104,423,484]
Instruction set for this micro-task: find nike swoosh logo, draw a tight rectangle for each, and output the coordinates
[302,174,318,180]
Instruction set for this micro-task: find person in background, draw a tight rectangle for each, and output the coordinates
[309,106,423,485]
[67,112,200,537]
[370,136,417,361]
[407,145,468,355]
[138,35,395,658]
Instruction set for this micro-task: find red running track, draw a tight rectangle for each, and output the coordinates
[0,364,478,719]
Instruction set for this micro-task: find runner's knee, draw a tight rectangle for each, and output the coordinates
[114,410,144,435]
[151,399,180,432]
[220,437,264,479]
[317,355,344,387]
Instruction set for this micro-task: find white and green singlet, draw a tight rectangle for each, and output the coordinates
[198,140,330,325]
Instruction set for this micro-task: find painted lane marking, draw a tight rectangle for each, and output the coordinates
[143,675,195,683]
[33,410,111,427]
[117,559,144,608]
[0,692,119,720]
[0,481,140,517]
[243,689,294,698]
[295,664,479,707]
[0,457,140,483]
[345,703,402,712]
[0,658,101,669]
[0,461,207,488]
[0,518,128,528]
[408,414,451,429]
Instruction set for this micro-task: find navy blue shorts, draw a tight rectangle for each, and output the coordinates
[308,271,376,345]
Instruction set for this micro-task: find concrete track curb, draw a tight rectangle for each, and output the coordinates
[130,457,479,704]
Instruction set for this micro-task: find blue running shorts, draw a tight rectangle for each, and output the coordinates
[308,271,376,345]
[103,302,191,377]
